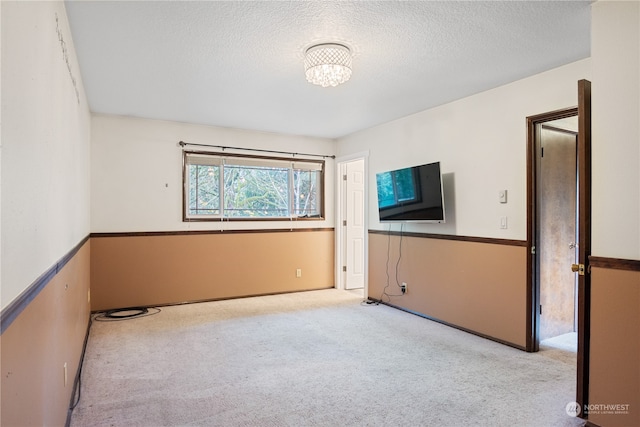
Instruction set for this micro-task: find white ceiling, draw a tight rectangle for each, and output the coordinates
[65,1,591,140]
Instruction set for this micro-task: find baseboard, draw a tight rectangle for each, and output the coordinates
[371,298,527,351]
[91,286,335,313]
[65,315,93,427]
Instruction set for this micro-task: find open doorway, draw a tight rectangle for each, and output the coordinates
[526,78,592,417]
[537,119,579,352]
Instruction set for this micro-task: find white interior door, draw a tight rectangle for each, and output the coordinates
[344,159,365,290]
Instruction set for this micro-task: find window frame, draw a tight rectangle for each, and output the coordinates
[182,150,325,222]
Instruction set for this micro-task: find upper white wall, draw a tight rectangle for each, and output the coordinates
[591,0,640,260]
[338,59,591,240]
[1,2,91,310]
[91,115,336,232]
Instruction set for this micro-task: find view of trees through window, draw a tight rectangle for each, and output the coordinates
[185,153,323,220]
[223,165,289,217]
[189,164,220,215]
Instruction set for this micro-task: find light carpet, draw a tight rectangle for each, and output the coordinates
[70,289,585,427]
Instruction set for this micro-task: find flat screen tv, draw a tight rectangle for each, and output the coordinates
[376,161,445,223]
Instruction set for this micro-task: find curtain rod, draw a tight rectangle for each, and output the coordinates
[178,141,335,159]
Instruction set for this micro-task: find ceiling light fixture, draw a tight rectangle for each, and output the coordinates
[304,43,352,88]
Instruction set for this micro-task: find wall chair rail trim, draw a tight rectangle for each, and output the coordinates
[0,235,90,334]
[368,229,527,247]
[589,256,640,272]
[90,228,334,238]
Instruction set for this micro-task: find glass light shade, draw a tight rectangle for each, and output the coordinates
[304,44,352,87]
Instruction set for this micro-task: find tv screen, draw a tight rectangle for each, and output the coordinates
[376,161,445,223]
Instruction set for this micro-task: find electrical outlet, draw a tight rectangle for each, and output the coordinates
[296,268,302,278]
[401,282,407,294]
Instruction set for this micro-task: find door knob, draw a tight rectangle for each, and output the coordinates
[571,263,585,275]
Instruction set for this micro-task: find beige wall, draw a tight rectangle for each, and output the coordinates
[368,232,528,348]
[0,242,91,426]
[591,0,639,260]
[1,0,91,311]
[90,114,336,233]
[337,60,590,241]
[1,2,92,425]
[588,267,640,427]
[588,2,640,426]
[90,230,335,311]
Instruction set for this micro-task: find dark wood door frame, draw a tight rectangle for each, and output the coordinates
[575,79,592,416]
[526,106,578,353]
[525,80,592,418]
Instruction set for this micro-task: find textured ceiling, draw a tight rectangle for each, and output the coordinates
[65,1,591,139]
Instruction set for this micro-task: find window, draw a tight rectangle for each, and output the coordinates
[184,151,324,221]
